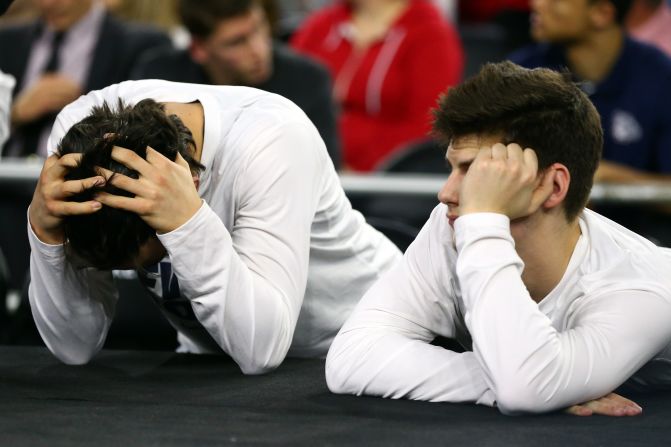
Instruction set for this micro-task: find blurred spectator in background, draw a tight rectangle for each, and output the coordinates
[510,0,671,183]
[626,0,671,57]
[0,71,14,151]
[509,0,671,245]
[276,0,455,39]
[133,0,341,168]
[291,0,463,172]
[0,0,35,25]
[0,0,171,158]
[103,0,190,49]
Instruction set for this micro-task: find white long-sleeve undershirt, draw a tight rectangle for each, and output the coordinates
[326,205,671,414]
[28,80,401,372]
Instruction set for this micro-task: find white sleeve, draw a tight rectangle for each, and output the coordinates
[454,213,671,415]
[325,206,495,405]
[0,71,15,149]
[46,82,133,156]
[27,214,117,365]
[157,121,322,375]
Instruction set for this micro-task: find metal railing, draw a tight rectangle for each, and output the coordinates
[2,161,671,205]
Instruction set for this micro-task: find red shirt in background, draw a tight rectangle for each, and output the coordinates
[291,0,463,171]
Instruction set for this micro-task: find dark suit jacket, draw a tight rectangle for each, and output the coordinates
[0,12,171,155]
[132,42,341,168]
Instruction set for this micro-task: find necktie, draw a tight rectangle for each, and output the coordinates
[43,31,65,74]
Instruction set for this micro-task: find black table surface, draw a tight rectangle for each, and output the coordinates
[1,346,670,446]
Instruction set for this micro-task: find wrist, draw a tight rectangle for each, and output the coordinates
[30,223,65,245]
[28,210,64,245]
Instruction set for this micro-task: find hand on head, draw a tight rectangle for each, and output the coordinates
[459,143,555,220]
[29,153,105,245]
[95,145,202,234]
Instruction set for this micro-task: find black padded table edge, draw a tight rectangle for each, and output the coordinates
[1,346,670,446]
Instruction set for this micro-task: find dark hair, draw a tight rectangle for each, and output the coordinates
[593,0,635,24]
[178,0,258,38]
[433,61,603,221]
[57,98,204,269]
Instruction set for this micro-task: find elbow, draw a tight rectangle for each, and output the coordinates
[238,356,283,376]
[494,383,555,416]
[325,362,349,395]
[49,345,95,366]
[234,326,292,376]
[324,338,357,395]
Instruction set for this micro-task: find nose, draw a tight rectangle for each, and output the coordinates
[437,172,460,207]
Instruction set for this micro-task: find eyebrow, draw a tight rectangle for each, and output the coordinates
[445,150,473,169]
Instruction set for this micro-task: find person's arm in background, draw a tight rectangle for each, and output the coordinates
[0,70,14,150]
[326,205,495,405]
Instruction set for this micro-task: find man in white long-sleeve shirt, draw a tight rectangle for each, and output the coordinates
[325,61,671,415]
[27,80,401,373]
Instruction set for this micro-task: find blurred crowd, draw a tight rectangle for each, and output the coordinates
[1,0,670,177]
[0,0,668,244]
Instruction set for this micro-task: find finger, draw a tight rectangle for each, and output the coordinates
[491,143,507,160]
[523,147,539,174]
[50,200,102,216]
[58,152,83,168]
[174,151,191,171]
[475,146,493,163]
[43,154,60,170]
[95,191,147,214]
[60,176,106,197]
[110,146,152,177]
[601,394,642,415]
[581,397,639,417]
[145,146,171,167]
[47,152,83,178]
[105,172,145,196]
[506,143,524,162]
[565,405,593,417]
[530,169,555,210]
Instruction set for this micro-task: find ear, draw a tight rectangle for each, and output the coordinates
[540,163,570,211]
[193,175,200,190]
[588,0,617,29]
[189,38,209,64]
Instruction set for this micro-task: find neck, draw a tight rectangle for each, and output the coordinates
[514,212,582,303]
[162,102,205,162]
[350,0,409,47]
[353,0,409,17]
[565,26,624,82]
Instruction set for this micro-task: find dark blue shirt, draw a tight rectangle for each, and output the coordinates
[509,38,671,173]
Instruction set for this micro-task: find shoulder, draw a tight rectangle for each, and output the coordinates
[623,38,671,78]
[580,210,671,294]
